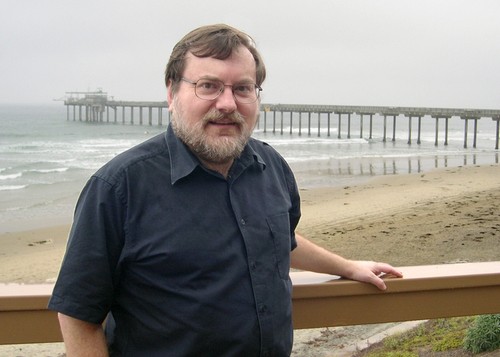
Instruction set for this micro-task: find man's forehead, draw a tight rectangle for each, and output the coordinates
[183,47,256,73]
[184,46,255,64]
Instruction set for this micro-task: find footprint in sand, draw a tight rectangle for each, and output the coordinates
[28,239,53,246]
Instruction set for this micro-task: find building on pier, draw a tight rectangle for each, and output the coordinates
[63,90,169,125]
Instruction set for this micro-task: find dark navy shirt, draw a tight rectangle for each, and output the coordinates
[49,125,301,356]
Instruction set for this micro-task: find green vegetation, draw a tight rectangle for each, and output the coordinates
[464,314,500,353]
[355,315,500,356]
[355,316,476,356]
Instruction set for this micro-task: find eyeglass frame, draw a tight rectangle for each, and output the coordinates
[180,77,262,104]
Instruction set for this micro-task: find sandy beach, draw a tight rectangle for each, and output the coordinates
[1,164,499,356]
[297,163,500,266]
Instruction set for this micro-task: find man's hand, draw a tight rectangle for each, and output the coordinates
[291,234,403,290]
[346,260,403,290]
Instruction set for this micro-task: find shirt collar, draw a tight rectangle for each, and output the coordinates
[166,125,200,185]
[165,125,266,185]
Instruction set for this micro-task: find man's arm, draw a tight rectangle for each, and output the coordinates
[290,233,403,290]
[58,313,109,357]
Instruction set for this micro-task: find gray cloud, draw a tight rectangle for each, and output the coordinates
[1,0,499,108]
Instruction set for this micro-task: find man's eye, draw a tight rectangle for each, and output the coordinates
[234,84,253,94]
[198,81,220,91]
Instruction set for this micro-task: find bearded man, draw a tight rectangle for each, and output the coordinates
[49,24,402,357]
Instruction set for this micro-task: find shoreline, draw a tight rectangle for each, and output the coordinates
[1,147,498,236]
[298,163,500,229]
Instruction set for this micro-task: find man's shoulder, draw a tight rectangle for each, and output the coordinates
[248,137,278,154]
[94,132,168,183]
[247,137,285,162]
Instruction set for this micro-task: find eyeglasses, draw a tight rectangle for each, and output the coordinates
[181,77,262,104]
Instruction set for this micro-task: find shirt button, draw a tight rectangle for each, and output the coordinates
[250,261,257,271]
[258,304,267,313]
[240,218,246,225]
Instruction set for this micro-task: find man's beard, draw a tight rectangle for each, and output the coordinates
[171,104,255,165]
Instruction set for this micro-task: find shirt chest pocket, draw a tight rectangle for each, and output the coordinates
[266,213,292,280]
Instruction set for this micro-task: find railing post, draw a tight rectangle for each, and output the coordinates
[408,116,412,145]
[383,115,387,142]
[327,112,331,137]
[360,114,364,139]
[369,114,373,139]
[444,117,449,145]
[464,119,469,148]
[347,113,351,139]
[263,110,267,133]
[317,112,321,137]
[298,112,302,136]
[307,112,311,136]
[473,119,478,148]
[434,117,439,146]
[279,111,283,135]
[392,115,396,142]
[417,116,422,144]
[337,113,342,139]
[494,117,500,150]
[273,110,276,134]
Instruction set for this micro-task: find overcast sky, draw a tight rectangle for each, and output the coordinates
[1,0,499,108]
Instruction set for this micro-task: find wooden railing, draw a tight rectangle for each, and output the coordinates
[1,261,499,345]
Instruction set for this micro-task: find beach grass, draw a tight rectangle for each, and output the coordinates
[354,315,500,356]
[355,317,474,356]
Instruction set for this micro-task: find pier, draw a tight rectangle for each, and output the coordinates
[63,91,500,149]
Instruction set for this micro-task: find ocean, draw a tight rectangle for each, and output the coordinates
[0,104,498,233]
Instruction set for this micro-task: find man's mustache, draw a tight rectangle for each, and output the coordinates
[202,109,245,125]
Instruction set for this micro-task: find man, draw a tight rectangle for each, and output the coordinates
[49,24,402,356]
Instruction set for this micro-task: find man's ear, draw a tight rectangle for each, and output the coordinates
[167,80,174,111]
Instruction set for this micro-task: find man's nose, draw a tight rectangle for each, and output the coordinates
[215,87,237,113]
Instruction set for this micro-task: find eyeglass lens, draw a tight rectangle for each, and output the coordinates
[195,79,260,103]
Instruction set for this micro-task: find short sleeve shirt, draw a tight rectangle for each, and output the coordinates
[49,125,301,357]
